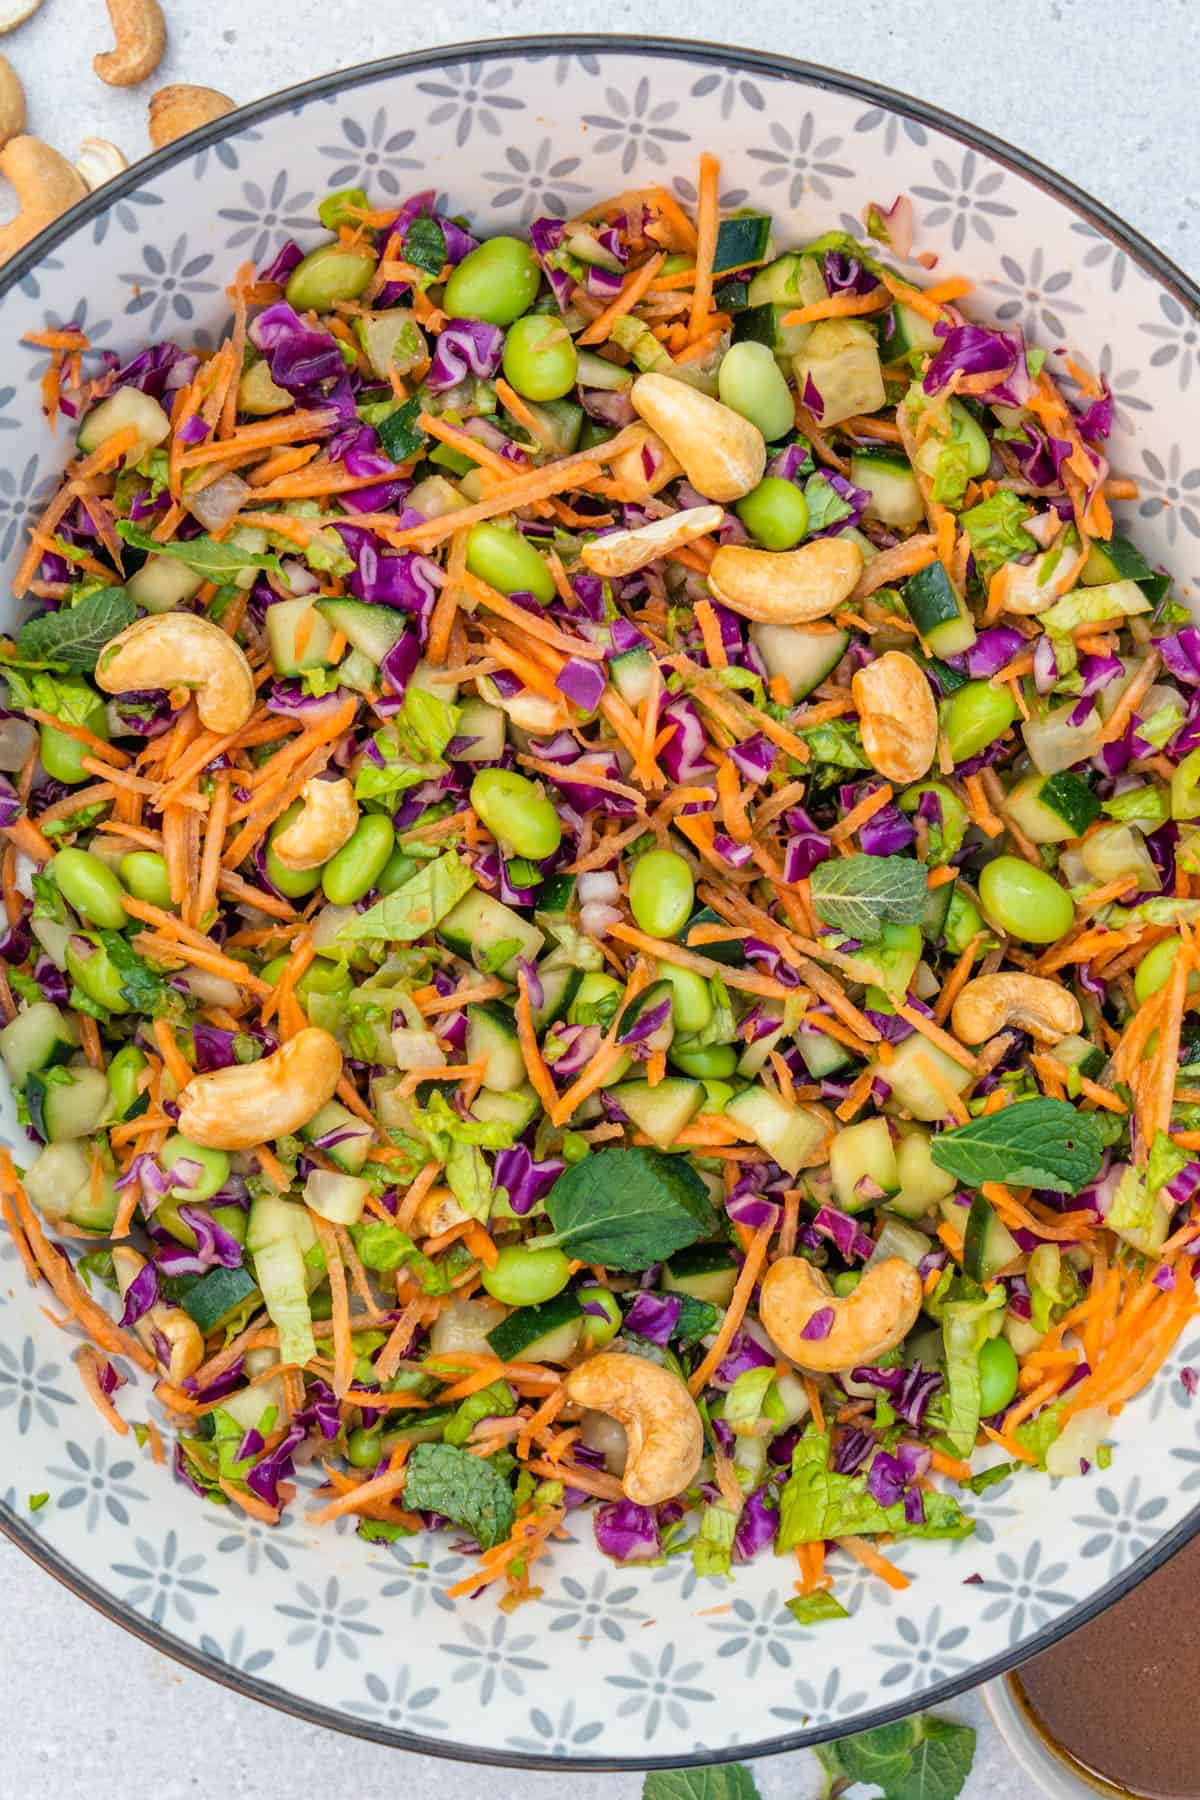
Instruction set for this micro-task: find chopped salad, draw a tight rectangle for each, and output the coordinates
[1,154,1196,1613]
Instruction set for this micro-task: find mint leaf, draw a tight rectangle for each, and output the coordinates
[337,850,475,942]
[642,1767,762,1800]
[357,1517,418,1543]
[17,587,136,673]
[116,520,283,582]
[835,1718,924,1787]
[809,854,928,939]
[402,1441,514,1550]
[929,1097,1104,1194]
[542,1146,717,1271]
[885,1717,977,1800]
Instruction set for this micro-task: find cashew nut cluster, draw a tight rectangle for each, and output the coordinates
[0,138,87,262]
[96,613,256,735]
[564,1351,703,1506]
[94,0,166,87]
[176,1027,343,1151]
[630,373,765,504]
[852,650,938,784]
[149,85,237,150]
[706,537,863,625]
[271,778,359,871]
[951,972,1082,1046]
[112,1244,203,1383]
[760,1255,923,1373]
[581,505,724,578]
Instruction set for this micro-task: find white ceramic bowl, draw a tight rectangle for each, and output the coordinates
[1,33,1199,1773]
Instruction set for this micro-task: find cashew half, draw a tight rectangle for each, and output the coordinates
[149,84,236,150]
[112,1245,204,1383]
[270,778,359,872]
[96,614,256,735]
[760,1256,922,1373]
[75,137,129,191]
[707,537,863,625]
[94,0,166,86]
[608,428,682,500]
[581,505,724,578]
[631,373,765,503]
[0,55,24,149]
[0,0,43,32]
[176,1027,343,1151]
[564,1351,703,1506]
[0,138,87,261]
[951,972,1082,1046]
[852,651,938,784]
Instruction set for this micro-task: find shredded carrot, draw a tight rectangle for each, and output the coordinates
[838,1534,910,1590]
[688,1222,772,1395]
[782,289,891,326]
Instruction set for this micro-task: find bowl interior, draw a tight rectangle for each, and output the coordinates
[1,36,1199,1770]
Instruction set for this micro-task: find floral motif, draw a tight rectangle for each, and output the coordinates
[582,80,691,176]
[1070,218,1130,293]
[688,69,765,120]
[976,1542,1077,1644]
[1136,445,1200,544]
[218,173,317,264]
[483,141,587,222]
[746,117,854,210]
[47,1435,144,1531]
[90,188,165,248]
[344,1666,448,1732]
[911,151,1017,250]
[522,50,602,83]
[507,1698,607,1756]
[1140,291,1199,389]
[440,1614,547,1705]
[854,107,928,152]
[671,174,748,213]
[706,1588,805,1674]
[605,1641,714,1738]
[538,1567,647,1642]
[120,236,219,337]
[989,249,1082,341]
[877,1606,973,1692]
[1078,1478,1171,1578]
[770,1664,871,1727]
[204,1506,303,1574]
[318,108,420,196]
[189,125,263,179]
[111,1530,216,1625]
[1,1484,46,1528]
[275,1576,382,1669]
[18,300,113,383]
[371,1539,467,1615]
[0,456,57,562]
[0,1336,75,1435]
[419,62,525,150]
[198,1626,275,1676]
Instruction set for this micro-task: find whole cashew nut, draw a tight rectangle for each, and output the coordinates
[581,505,724,578]
[951,972,1082,1046]
[0,55,24,149]
[149,84,236,150]
[608,428,682,500]
[75,138,129,191]
[94,0,166,87]
[564,1351,703,1506]
[270,777,359,872]
[631,373,765,504]
[706,537,863,624]
[176,1026,343,1151]
[96,613,256,735]
[852,651,938,784]
[760,1256,923,1373]
[0,137,87,261]
[112,1244,204,1383]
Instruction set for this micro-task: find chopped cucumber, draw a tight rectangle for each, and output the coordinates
[530,962,582,1032]
[713,215,772,274]
[471,1084,541,1134]
[610,647,657,708]
[467,1000,525,1093]
[795,1029,852,1080]
[266,596,335,676]
[314,598,406,665]
[830,1116,899,1213]
[0,1002,78,1087]
[301,1100,373,1174]
[963,1194,1021,1282]
[905,562,977,657]
[304,1168,371,1225]
[486,1290,583,1363]
[31,1064,109,1141]
[875,1034,972,1123]
[890,1127,957,1219]
[746,253,826,309]
[663,1242,739,1306]
[1005,771,1100,844]
[356,310,426,381]
[1081,532,1153,587]
[182,1266,260,1336]
[616,980,676,1056]
[850,449,924,529]
[127,555,205,613]
[1047,1033,1106,1081]
[792,319,886,427]
[749,621,849,702]
[574,348,634,392]
[437,891,544,979]
[452,696,506,762]
[732,303,813,365]
[607,1077,704,1150]
[723,1086,827,1176]
[77,387,170,460]
[885,301,943,360]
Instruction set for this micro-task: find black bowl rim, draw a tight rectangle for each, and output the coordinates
[1,31,1198,1773]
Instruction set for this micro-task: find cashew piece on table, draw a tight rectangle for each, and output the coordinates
[176,1026,343,1151]
[0,0,44,33]
[851,650,938,785]
[0,56,24,149]
[94,0,166,86]
[75,138,129,191]
[581,505,724,579]
[149,84,236,150]
[270,777,359,871]
[706,536,863,625]
[608,428,682,500]
[112,1244,204,1383]
[0,138,87,261]
[96,613,256,735]
[760,1256,923,1373]
[564,1351,703,1506]
[951,972,1082,1046]
[630,373,765,504]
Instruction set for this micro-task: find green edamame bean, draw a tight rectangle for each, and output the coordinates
[481,1243,571,1307]
[160,1133,231,1202]
[285,243,375,312]
[297,959,353,1000]
[466,520,555,602]
[265,801,324,898]
[669,1041,737,1079]
[1133,935,1200,1004]
[502,314,578,402]
[944,887,985,957]
[106,1044,147,1121]
[39,704,109,786]
[979,856,1074,945]
[120,851,174,909]
[978,1334,1019,1417]
[443,236,541,326]
[655,962,713,1034]
[377,845,420,894]
[322,813,396,905]
[717,341,794,442]
[628,848,694,940]
[940,680,1019,764]
[51,848,128,930]
[578,1286,622,1350]
[64,935,129,1013]
[832,1271,862,1298]
[470,768,561,860]
[735,477,810,550]
[948,400,991,478]
[213,1203,247,1246]
[347,1426,383,1469]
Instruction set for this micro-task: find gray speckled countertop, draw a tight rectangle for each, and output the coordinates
[0,4,1196,1795]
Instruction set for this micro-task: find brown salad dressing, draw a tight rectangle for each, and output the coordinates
[1012,1537,1200,1799]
